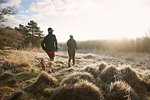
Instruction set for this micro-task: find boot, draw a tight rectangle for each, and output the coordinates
[68,62,71,67]
[40,59,46,70]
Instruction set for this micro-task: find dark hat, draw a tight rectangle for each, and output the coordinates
[48,27,53,31]
[48,27,53,33]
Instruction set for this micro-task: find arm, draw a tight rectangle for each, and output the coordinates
[54,35,58,51]
[67,40,69,47]
[41,38,46,51]
[75,40,77,49]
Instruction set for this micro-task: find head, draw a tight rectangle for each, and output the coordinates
[48,27,53,33]
[70,35,73,39]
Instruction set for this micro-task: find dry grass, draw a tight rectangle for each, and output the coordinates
[107,81,139,100]
[24,72,58,97]
[140,73,150,93]
[98,62,107,73]
[83,53,96,59]
[0,86,14,100]
[0,72,18,87]
[0,72,14,81]
[82,66,98,78]
[119,66,139,83]
[1,50,150,99]
[1,60,30,73]
[36,72,58,85]
[119,66,146,93]
[0,50,10,56]
[7,91,23,100]
[53,67,76,82]
[61,72,94,85]
[100,65,118,84]
[0,71,37,88]
[50,81,104,100]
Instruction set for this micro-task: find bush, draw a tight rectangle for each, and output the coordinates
[0,27,23,49]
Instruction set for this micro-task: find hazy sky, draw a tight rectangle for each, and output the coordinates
[2,0,150,42]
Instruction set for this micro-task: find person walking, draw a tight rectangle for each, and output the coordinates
[67,35,77,67]
[41,27,58,73]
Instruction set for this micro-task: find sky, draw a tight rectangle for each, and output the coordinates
[2,0,150,42]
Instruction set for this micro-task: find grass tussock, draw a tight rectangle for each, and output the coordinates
[61,72,94,85]
[107,81,139,100]
[140,73,150,92]
[43,88,56,97]
[119,66,146,93]
[0,72,17,87]
[54,67,76,82]
[24,72,58,97]
[0,71,37,87]
[0,86,14,100]
[50,81,104,100]
[0,50,10,56]
[0,72,14,81]
[36,72,58,85]
[1,61,30,73]
[7,91,23,100]
[98,62,107,73]
[83,66,98,78]
[83,54,96,59]
[120,66,139,83]
[100,66,118,84]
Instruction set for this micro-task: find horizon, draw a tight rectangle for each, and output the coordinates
[1,0,150,42]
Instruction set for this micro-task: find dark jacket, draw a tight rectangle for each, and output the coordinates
[41,33,58,52]
[67,38,77,52]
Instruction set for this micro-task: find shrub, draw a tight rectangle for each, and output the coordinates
[0,27,23,49]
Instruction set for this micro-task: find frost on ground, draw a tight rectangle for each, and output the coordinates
[0,50,150,100]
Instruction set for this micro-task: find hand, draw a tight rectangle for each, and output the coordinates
[55,47,58,52]
[55,49,58,52]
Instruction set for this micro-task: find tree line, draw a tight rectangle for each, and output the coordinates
[0,20,44,49]
[59,36,150,52]
[1,0,150,52]
[0,0,44,49]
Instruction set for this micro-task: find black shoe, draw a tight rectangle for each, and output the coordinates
[68,63,71,67]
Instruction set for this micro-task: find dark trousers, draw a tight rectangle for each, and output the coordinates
[68,50,75,66]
